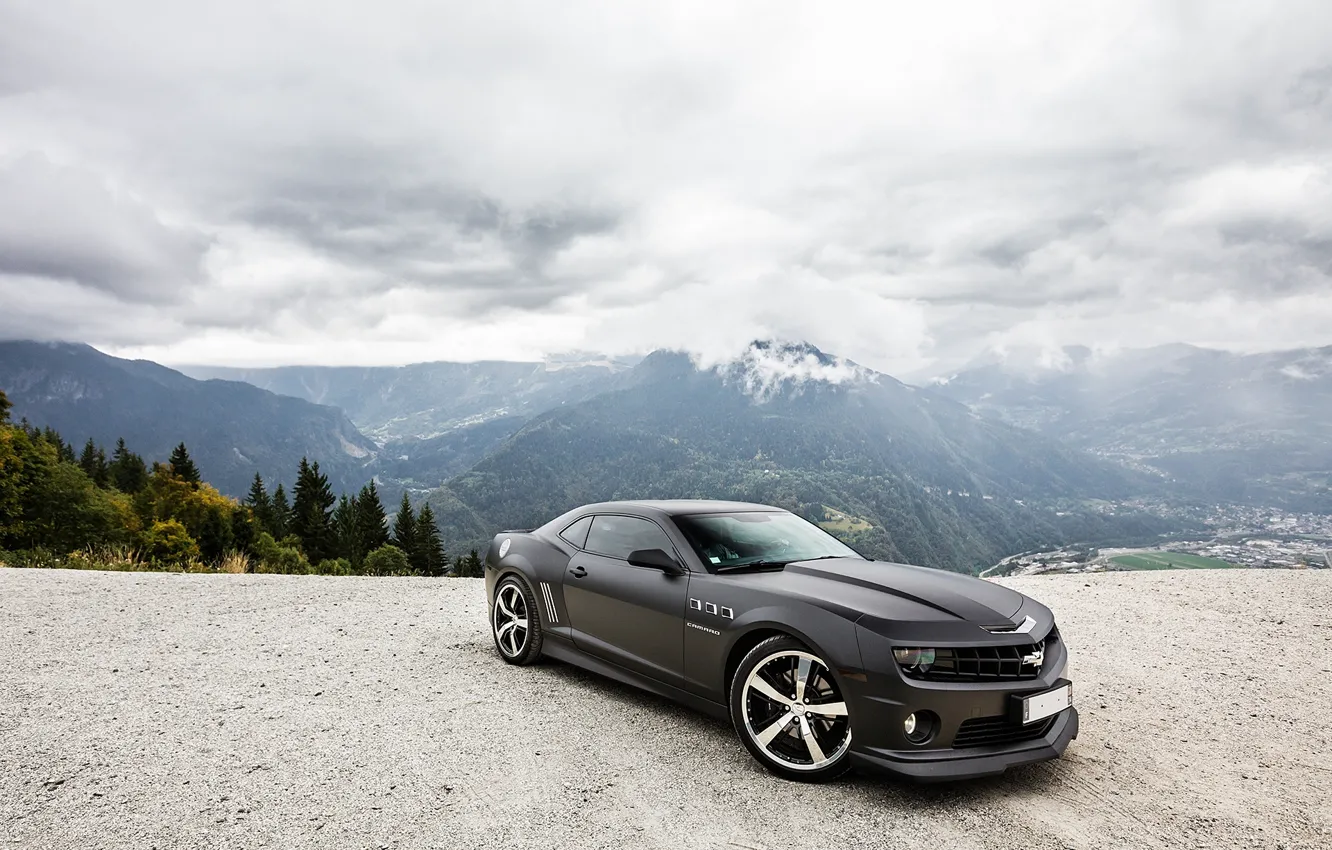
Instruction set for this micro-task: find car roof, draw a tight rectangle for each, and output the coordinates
[576,499,786,517]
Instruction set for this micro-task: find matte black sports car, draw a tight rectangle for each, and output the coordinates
[484,500,1077,782]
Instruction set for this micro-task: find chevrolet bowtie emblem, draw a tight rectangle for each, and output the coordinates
[1021,648,1044,668]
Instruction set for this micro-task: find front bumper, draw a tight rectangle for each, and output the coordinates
[850,705,1078,781]
[845,617,1079,781]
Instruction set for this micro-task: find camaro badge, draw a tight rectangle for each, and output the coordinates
[1021,647,1044,668]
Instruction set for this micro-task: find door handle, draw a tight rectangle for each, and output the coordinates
[569,565,588,578]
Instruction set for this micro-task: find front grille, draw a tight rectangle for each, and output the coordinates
[899,629,1056,682]
[953,715,1055,749]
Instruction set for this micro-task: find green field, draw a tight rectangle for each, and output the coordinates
[819,506,874,533]
[1109,551,1239,570]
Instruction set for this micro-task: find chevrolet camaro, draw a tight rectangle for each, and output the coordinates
[483,500,1077,782]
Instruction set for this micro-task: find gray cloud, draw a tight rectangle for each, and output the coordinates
[0,155,211,301]
[1,1,1332,374]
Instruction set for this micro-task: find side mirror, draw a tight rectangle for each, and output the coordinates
[627,548,684,575]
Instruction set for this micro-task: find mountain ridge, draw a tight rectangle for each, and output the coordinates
[0,341,379,497]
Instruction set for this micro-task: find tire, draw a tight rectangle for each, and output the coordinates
[491,574,544,665]
[729,636,854,782]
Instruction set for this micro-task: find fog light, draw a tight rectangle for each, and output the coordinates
[903,710,937,745]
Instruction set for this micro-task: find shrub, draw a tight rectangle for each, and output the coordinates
[251,532,311,574]
[0,548,65,569]
[314,557,353,576]
[142,519,201,566]
[363,544,409,576]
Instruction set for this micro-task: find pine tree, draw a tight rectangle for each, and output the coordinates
[79,439,99,478]
[41,427,75,462]
[392,493,417,568]
[271,483,291,540]
[355,482,389,556]
[110,438,149,494]
[245,473,274,534]
[93,447,111,488]
[291,458,336,562]
[168,442,201,485]
[0,389,10,423]
[414,503,446,577]
[459,549,483,578]
[333,494,361,564]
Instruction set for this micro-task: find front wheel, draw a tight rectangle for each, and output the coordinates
[729,636,853,782]
[491,575,543,665]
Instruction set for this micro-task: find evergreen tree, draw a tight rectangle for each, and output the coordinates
[0,389,10,423]
[41,427,75,462]
[333,494,361,565]
[391,492,417,567]
[291,458,336,562]
[168,442,201,485]
[79,439,99,478]
[457,548,483,578]
[244,473,274,534]
[93,447,111,489]
[355,482,389,554]
[271,483,291,540]
[414,502,446,577]
[110,438,149,494]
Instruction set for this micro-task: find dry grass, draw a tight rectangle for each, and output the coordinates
[218,550,252,574]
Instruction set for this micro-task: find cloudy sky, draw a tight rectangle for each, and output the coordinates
[3,1,1331,376]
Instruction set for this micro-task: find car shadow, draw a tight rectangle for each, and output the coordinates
[528,656,1079,806]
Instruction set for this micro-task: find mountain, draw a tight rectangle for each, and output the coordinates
[426,342,1176,571]
[182,355,635,442]
[932,344,1332,509]
[0,341,378,497]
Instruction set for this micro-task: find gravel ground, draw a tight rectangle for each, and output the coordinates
[1,567,1329,850]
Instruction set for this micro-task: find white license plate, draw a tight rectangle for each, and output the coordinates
[1018,682,1073,725]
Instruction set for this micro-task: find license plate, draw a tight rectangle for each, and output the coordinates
[1015,681,1073,725]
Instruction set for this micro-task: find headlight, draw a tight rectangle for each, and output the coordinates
[893,647,937,672]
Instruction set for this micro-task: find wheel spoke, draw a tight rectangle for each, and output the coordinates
[497,593,516,619]
[807,701,847,717]
[510,617,528,632]
[795,657,813,703]
[755,713,794,747]
[800,716,827,763]
[749,676,792,707]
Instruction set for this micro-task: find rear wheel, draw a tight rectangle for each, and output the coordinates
[729,636,853,782]
[491,575,543,665]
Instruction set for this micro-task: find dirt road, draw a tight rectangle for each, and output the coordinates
[1,568,1328,849]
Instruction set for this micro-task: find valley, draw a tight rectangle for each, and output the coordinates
[5,338,1331,575]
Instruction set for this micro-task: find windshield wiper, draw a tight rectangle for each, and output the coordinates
[714,559,789,573]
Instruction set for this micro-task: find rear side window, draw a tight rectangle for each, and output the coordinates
[559,516,593,549]
[584,515,675,561]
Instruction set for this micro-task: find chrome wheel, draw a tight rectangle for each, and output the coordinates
[492,583,530,658]
[741,650,851,772]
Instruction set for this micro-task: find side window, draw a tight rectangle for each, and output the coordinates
[559,516,593,549]
[584,515,676,562]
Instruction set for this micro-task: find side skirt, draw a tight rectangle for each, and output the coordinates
[540,636,729,721]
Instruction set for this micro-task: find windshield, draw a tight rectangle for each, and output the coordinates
[673,511,863,570]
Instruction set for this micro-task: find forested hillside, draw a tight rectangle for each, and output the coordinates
[427,345,1177,571]
[0,389,477,577]
[934,344,1332,510]
[0,342,378,497]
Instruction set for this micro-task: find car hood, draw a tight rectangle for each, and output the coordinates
[776,558,1026,627]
